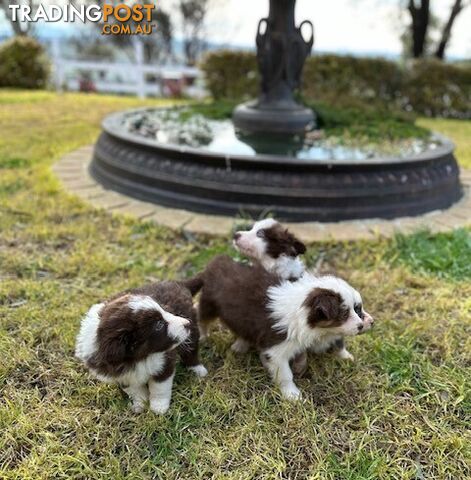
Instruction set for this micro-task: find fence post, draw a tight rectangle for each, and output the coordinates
[133,38,146,99]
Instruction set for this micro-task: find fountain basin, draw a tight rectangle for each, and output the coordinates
[90,108,462,222]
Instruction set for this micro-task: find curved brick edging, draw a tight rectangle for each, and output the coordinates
[53,145,471,242]
[92,120,462,221]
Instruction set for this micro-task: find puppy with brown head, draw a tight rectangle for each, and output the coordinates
[75,281,207,414]
[186,255,373,400]
[233,218,306,281]
[232,218,368,374]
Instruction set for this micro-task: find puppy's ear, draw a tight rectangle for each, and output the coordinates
[284,229,306,257]
[99,327,135,364]
[303,288,346,327]
[293,239,306,255]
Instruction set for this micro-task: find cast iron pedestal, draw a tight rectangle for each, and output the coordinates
[233,0,315,134]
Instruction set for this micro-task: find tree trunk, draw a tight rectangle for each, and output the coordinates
[435,0,466,60]
[408,0,430,58]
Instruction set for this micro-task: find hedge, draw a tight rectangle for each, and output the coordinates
[200,51,471,119]
[0,36,50,89]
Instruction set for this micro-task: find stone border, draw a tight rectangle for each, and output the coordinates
[54,146,471,242]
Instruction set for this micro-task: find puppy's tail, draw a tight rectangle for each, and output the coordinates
[181,274,204,296]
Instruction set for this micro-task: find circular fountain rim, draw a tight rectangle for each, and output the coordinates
[102,107,455,168]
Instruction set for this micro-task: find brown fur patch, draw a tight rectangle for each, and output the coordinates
[263,224,306,259]
[195,255,287,350]
[303,288,350,328]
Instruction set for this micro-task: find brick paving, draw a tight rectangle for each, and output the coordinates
[53,146,471,242]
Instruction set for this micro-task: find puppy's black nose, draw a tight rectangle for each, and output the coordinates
[357,324,364,331]
[233,232,241,241]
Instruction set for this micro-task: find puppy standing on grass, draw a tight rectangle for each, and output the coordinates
[185,255,374,400]
[75,281,207,415]
[232,218,357,368]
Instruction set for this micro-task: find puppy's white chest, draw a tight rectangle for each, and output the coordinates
[310,335,342,354]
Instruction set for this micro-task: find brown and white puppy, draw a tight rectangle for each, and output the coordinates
[185,255,373,400]
[232,218,358,372]
[75,282,207,415]
[233,218,306,281]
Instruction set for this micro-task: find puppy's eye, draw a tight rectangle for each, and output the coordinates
[354,304,364,319]
[256,229,266,239]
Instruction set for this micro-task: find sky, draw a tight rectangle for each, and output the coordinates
[198,0,471,58]
[1,0,470,58]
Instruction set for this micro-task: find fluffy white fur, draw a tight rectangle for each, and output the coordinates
[75,302,104,364]
[234,218,305,280]
[261,254,305,281]
[148,374,175,414]
[264,272,369,400]
[75,294,192,414]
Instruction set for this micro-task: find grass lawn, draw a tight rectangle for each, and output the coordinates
[0,90,470,480]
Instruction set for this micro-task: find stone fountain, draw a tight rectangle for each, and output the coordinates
[90,0,462,221]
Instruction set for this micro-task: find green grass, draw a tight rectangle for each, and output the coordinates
[418,117,471,169]
[0,89,470,479]
[388,229,471,280]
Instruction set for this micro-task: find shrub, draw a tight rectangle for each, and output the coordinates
[0,36,50,89]
[200,50,258,100]
[200,51,471,119]
[401,60,471,119]
[309,101,428,140]
[303,55,403,105]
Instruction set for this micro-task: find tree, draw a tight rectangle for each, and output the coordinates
[408,0,430,58]
[434,0,468,59]
[0,0,35,36]
[93,2,173,64]
[401,0,469,59]
[1,0,173,64]
[179,0,209,65]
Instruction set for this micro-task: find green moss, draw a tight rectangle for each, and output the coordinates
[184,100,236,120]
[311,100,429,140]
[176,99,430,142]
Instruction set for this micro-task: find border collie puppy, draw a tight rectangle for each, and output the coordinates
[233,218,306,281]
[186,256,373,400]
[75,282,207,414]
[232,219,362,371]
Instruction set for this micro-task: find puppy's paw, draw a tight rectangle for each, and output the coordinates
[231,338,250,354]
[198,332,209,343]
[336,348,354,362]
[131,403,145,414]
[150,400,170,415]
[280,383,301,401]
[189,364,208,378]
